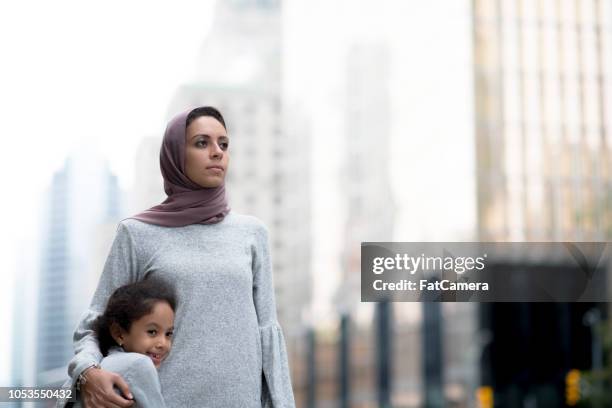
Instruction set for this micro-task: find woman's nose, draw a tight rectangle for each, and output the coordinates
[210,143,223,159]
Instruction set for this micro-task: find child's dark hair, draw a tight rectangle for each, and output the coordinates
[93,277,177,356]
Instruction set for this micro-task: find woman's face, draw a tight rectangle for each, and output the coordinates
[184,115,229,188]
[112,301,175,368]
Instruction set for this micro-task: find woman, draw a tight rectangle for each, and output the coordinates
[66,107,296,407]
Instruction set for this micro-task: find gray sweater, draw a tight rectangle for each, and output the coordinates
[60,347,166,408]
[66,212,296,408]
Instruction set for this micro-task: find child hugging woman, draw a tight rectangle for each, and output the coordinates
[65,107,296,408]
[59,278,176,408]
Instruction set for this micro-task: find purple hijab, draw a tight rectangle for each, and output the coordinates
[128,109,230,227]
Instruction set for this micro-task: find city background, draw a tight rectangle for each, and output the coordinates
[0,0,611,407]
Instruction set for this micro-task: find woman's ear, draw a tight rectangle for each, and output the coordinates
[110,322,124,347]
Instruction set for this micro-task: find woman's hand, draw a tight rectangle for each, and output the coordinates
[80,367,134,408]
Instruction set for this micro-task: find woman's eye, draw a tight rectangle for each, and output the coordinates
[195,140,207,147]
[220,142,229,150]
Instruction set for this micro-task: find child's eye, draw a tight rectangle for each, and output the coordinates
[148,329,157,336]
[166,331,174,338]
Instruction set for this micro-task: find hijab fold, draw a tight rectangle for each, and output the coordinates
[128,109,230,227]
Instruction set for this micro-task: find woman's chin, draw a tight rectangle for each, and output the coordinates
[196,178,224,188]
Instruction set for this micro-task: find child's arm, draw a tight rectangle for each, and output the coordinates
[122,355,168,408]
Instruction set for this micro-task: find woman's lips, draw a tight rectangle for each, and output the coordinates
[206,166,224,173]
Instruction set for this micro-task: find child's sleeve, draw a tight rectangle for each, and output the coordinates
[66,221,142,386]
[123,356,167,408]
[251,222,296,408]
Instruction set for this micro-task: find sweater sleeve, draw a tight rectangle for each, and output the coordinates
[66,222,141,385]
[252,223,296,408]
[123,355,167,408]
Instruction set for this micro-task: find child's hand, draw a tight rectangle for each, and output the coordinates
[81,367,134,408]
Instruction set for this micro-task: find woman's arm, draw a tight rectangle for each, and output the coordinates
[66,222,141,407]
[252,222,296,408]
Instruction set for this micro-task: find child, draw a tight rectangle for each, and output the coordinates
[58,277,176,408]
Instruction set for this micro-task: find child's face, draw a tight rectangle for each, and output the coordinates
[117,301,175,368]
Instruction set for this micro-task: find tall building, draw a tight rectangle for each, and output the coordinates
[473,1,612,406]
[330,38,480,407]
[166,0,311,336]
[36,148,123,385]
[473,0,611,241]
[10,241,39,390]
[334,42,395,318]
[324,42,397,407]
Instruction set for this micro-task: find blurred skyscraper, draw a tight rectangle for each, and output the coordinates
[10,241,39,391]
[330,40,478,407]
[473,1,612,406]
[165,0,311,336]
[473,0,611,241]
[34,148,123,385]
[335,42,395,317]
[320,42,396,407]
